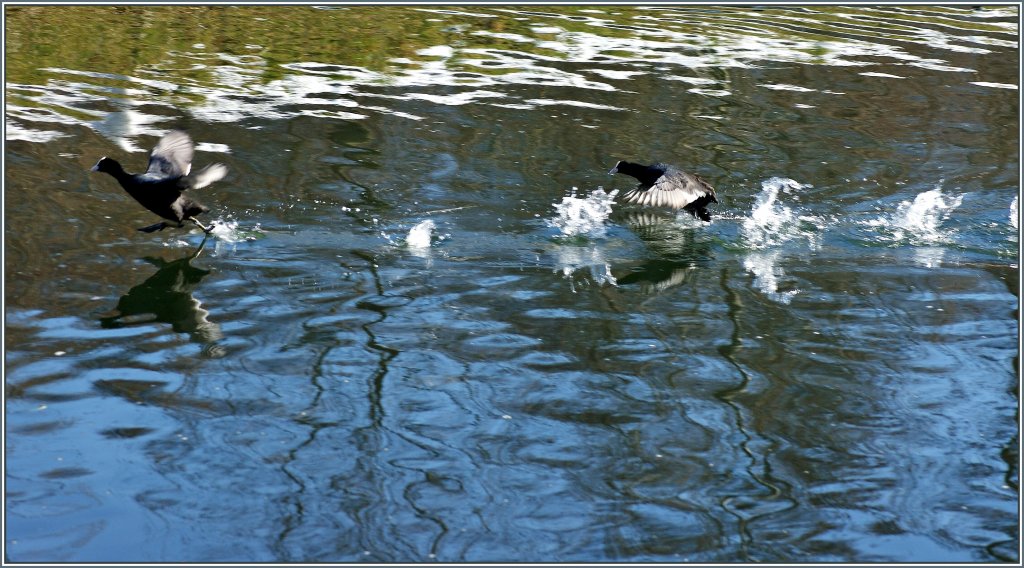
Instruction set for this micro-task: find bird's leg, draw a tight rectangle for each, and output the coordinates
[187,234,210,260]
[188,217,214,234]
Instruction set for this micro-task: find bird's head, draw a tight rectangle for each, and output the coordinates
[91,157,123,175]
[609,160,645,176]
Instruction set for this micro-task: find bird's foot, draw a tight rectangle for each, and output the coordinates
[188,217,215,234]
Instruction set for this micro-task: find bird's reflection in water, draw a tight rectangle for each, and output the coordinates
[610,211,713,294]
[614,259,699,294]
[553,210,714,295]
[100,237,223,346]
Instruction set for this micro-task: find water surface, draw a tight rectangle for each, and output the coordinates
[4,5,1019,563]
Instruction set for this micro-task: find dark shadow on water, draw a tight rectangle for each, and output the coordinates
[99,237,222,344]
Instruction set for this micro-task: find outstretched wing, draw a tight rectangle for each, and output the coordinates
[146,130,194,178]
[185,163,228,190]
[621,168,717,209]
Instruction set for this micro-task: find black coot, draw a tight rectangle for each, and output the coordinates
[609,160,718,222]
[91,130,227,233]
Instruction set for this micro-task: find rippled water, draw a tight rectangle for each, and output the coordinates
[4,5,1019,563]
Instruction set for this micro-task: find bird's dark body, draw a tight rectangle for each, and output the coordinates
[100,166,209,223]
[610,160,718,222]
[92,130,225,233]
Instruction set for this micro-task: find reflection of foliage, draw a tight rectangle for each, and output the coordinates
[4,6,620,83]
[7,4,1015,86]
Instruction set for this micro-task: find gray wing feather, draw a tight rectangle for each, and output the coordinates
[147,130,194,178]
[187,163,228,190]
[621,168,717,209]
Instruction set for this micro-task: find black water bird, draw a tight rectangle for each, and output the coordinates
[91,130,227,233]
[609,160,718,222]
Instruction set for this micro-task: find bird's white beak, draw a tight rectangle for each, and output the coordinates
[90,157,105,172]
[608,166,618,175]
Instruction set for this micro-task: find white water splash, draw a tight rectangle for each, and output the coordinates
[1010,195,1018,230]
[158,217,249,249]
[865,186,963,245]
[892,188,963,242]
[738,178,817,304]
[547,187,618,238]
[406,219,435,248]
[209,217,243,242]
[206,217,264,256]
[741,177,818,249]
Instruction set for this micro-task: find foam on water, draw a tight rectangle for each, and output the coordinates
[547,187,618,239]
[865,186,963,245]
